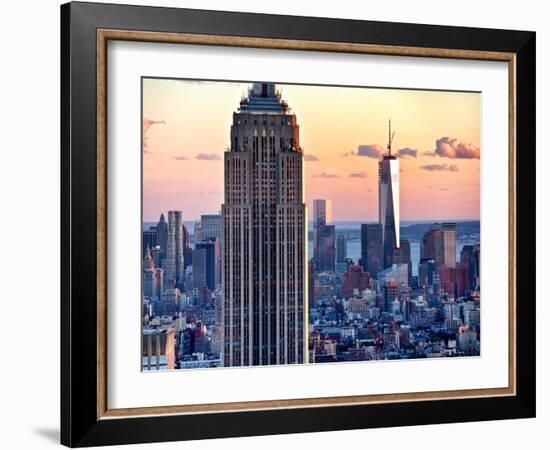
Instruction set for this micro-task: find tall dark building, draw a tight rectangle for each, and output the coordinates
[335,231,348,273]
[420,223,457,272]
[314,224,336,272]
[156,213,168,261]
[313,199,332,228]
[460,244,480,290]
[455,263,470,298]
[182,223,192,269]
[361,223,382,278]
[193,239,219,292]
[142,227,157,259]
[166,210,184,287]
[200,214,223,285]
[308,259,316,309]
[222,83,307,367]
[382,280,400,313]
[378,121,400,268]
[418,258,435,288]
[393,238,412,285]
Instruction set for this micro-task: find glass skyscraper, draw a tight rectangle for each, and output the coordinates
[378,149,400,269]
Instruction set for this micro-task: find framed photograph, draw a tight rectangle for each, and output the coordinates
[61,1,536,447]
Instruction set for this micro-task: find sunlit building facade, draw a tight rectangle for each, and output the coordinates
[378,153,400,268]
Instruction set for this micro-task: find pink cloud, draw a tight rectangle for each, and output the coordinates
[420,163,459,172]
[142,119,166,151]
[435,137,480,159]
[356,144,386,158]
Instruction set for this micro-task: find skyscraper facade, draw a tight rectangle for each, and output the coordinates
[335,231,348,273]
[200,214,223,284]
[314,224,336,272]
[200,214,223,242]
[378,263,409,288]
[222,83,307,367]
[192,239,219,292]
[143,246,156,298]
[360,223,383,277]
[341,263,371,299]
[182,223,192,269]
[437,223,457,269]
[393,238,412,286]
[156,213,168,261]
[193,220,202,245]
[166,210,185,286]
[142,227,157,259]
[421,223,457,271]
[460,244,480,290]
[378,150,400,269]
[313,199,332,229]
[418,258,435,288]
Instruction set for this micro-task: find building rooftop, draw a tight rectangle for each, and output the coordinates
[238,82,289,114]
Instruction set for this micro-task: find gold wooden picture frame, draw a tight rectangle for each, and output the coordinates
[61,2,535,447]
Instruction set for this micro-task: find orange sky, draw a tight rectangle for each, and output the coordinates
[142,78,480,222]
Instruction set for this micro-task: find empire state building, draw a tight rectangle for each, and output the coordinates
[222,83,307,367]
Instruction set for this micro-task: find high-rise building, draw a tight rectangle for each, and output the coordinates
[153,268,164,300]
[200,214,223,242]
[193,239,219,292]
[156,213,168,260]
[361,223,383,277]
[437,223,457,269]
[418,258,435,288]
[382,280,400,313]
[377,263,409,288]
[439,266,456,296]
[142,327,176,371]
[308,259,316,308]
[151,245,162,269]
[142,227,157,259]
[314,224,336,272]
[193,220,202,245]
[166,211,185,286]
[143,247,163,301]
[222,82,307,367]
[378,121,400,268]
[460,244,480,290]
[335,232,348,273]
[457,325,478,355]
[341,263,371,299]
[312,199,335,273]
[200,214,223,283]
[313,199,332,229]
[143,246,156,298]
[182,223,192,269]
[160,287,180,316]
[393,238,412,285]
[421,223,457,271]
[455,263,470,298]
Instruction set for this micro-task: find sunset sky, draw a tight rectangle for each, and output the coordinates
[142,78,480,222]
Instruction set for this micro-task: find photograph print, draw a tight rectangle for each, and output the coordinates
[141,79,481,371]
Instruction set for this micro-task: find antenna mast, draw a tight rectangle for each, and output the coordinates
[387,119,396,156]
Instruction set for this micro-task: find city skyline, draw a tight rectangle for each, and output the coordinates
[142,80,481,371]
[143,79,480,222]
